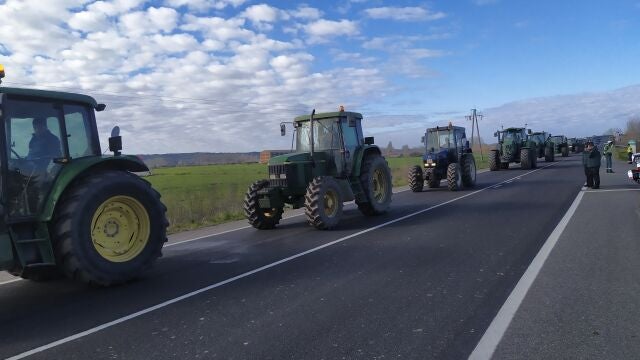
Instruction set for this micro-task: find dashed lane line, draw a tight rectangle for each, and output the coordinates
[6,165,553,360]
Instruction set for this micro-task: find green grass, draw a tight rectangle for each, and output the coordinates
[147,154,489,233]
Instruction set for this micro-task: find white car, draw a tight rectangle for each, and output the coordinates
[627,153,640,183]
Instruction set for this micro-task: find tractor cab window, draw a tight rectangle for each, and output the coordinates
[65,105,97,158]
[4,98,64,216]
[296,118,341,152]
[503,131,518,142]
[426,131,453,150]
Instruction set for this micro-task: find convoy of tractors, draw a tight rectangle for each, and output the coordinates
[0,64,593,286]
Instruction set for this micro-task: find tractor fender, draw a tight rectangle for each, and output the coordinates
[352,145,382,177]
[39,156,150,222]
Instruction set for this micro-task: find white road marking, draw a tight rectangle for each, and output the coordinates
[0,278,21,285]
[584,188,640,193]
[6,164,555,360]
[468,189,585,360]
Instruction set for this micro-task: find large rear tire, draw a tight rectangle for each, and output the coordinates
[489,150,499,171]
[304,176,343,229]
[520,148,532,169]
[52,171,168,286]
[408,165,424,192]
[244,180,283,230]
[447,163,463,191]
[357,155,392,216]
[461,154,476,187]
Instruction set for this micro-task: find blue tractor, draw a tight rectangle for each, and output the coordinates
[408,124,476,192]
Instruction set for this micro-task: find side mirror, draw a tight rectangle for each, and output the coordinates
[364,136,374,145]
[109,126,122,156]
[280,123,286,136]
[95,103,106,112]
[527,129,532,135]
[421,136,425,144]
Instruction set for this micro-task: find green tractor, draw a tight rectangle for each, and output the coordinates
[550,135,569,157]
[0,65,168,286]
[244,109,392,230]
[489,127,538,170]
[528,131,555,162]
[407,124,476,192]
[568,138,585,153]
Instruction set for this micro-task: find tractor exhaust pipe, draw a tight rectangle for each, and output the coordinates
[310,109,315,166]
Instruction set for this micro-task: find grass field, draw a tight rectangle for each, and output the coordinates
[147,154,489,233]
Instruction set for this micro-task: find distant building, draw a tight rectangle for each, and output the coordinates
[260,149,290,163]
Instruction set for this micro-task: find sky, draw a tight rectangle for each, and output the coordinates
[0,0,639,154]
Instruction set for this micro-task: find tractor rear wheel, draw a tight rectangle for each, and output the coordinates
[304,176,343,229]
[425,168,440,188]
[244,180,283,230]
[52,171,168,286]
[520,148,532,169]
[357,155,392,216]
[544,146,554,162]
[447,163,463,191]
[408,165,424,192]
[562,145,569,157]
[461,154,477,187]
[489,150,499,171]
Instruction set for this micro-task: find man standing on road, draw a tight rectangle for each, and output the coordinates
[603,140,614,173]
[583,141,601,189]
[627,142,634,164]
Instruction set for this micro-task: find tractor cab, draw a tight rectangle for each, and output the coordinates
[1,88,104,218]
[423,125,468,167]
[497,127,527,146]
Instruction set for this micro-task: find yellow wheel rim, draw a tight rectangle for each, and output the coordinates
[91,195,150,263]
[372,168,387,202]
[323,190,339,217]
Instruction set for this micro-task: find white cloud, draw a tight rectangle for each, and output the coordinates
[305,19,359,43]
[119,7,179,37]
[164,0,246,11]
[289,6,322,20]
[240,4,288,31]
[364,6,446,21]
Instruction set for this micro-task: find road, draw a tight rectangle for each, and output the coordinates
[0,156,585,359]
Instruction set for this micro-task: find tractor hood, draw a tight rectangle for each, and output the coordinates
[268,151,329,165]
[424,148,448,162]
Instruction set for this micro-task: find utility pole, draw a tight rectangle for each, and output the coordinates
[466,108,484,161]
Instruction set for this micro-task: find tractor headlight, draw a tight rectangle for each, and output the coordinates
[270,174,277,179]
[279,173,287,179]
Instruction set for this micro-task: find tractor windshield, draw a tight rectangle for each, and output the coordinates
[295,118,341,152]
[426,130,454,150]
[550,136,564,143]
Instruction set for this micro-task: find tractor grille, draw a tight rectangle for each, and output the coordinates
[268,164,289,188]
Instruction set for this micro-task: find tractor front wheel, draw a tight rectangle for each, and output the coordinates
[52,171,168,286]
[304,176,343,229]
[447,163,463,191]
[244,180,283,230]
[544,145,554,162]
[489,150,499,171]
[520,148,532,169]
[408,165,424,192]
[461,154,477,187]
[425,168,440,188]
[357,155,392,216]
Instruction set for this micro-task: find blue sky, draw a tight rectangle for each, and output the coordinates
[0,0,638,152]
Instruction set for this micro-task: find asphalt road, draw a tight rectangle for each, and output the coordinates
[0,156,585,360]
[492,158,640,359]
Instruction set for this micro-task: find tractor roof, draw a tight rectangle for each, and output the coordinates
[0,86,99,109]
[426,125,465,132]
[502,127,525,131]
[530,131,547,135]
[294,111,362,122]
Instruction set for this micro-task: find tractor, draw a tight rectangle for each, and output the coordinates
[0,65,168,286]
[489,127,538,170]
[244,108,392,230]
[568,138,585,153]
[528,131,555,162]
[407,124,476,192]
[550,135,569,157]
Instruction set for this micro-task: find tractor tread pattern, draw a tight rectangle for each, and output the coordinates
[243,180,282,229]
[304,176,342,230]
[408,165,424,192]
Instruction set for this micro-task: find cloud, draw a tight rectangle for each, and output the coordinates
[305,19,359,43]
[164,0,247,11]
[364,6,446,21]
[240,3,288,31]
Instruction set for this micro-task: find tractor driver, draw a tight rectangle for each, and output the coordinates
[28,117,61,166]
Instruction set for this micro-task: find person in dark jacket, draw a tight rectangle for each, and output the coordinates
[582,141,601,188]
[28,117,61,168]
